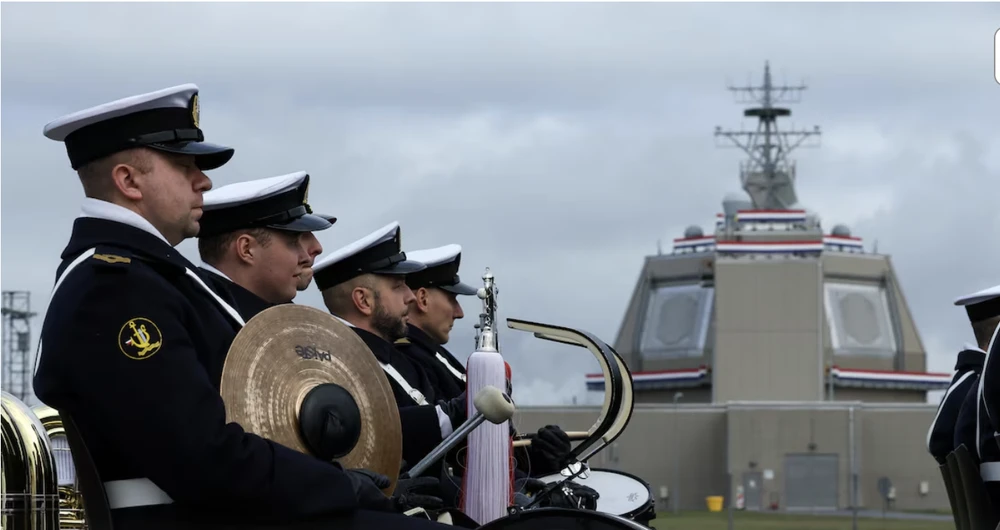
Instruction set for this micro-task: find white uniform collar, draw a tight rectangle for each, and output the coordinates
[200,262,234,283]
[331,313,356,328]
[78,197,170,245]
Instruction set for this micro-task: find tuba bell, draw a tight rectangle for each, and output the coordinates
[1,391,60,530]
[32,405,87,529]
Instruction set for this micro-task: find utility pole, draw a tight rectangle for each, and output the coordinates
[673,391,684,514]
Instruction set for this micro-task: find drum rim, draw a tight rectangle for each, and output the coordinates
[477,507,651,530]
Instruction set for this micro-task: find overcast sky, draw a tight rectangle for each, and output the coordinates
[2,2,998,407]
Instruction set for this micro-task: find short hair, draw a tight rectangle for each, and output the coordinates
[972,316,1000,350]
[197,227,273,265]
[75,148,153,199]
[321,274,378,316]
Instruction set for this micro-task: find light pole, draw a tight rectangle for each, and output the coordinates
[673,391,684,514]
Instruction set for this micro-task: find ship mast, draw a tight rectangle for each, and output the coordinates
[714,61,822,210]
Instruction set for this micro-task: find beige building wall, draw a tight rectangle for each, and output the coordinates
[713,259,824,402]
[608,251,933,407]
[516,402,946,513]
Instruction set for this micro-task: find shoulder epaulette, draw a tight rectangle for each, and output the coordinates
[90,246,133,270]
[394,337,411,345]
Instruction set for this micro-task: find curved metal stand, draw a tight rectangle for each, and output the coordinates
[505,318,636,511]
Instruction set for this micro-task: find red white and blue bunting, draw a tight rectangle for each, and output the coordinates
[586,366,710,392]
[828,366,952,391]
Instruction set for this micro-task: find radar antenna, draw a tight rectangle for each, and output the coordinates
[714,61,821,210]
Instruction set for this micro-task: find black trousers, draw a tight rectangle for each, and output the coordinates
[111,505,466,529]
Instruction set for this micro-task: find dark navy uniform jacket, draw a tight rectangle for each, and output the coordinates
[198,267,275,322]
[351,327,448,472]
[981,327,1000,451]
[955,381,981,461]
[928,349,985,464]
[33,217,362,520]
[397,323,467,401]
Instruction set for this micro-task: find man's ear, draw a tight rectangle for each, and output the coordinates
[235,233,255,264]
[352,286,374,317]
[110,162,143,201]
[413,287,430,312]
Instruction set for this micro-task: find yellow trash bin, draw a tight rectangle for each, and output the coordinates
[706,496,724,512]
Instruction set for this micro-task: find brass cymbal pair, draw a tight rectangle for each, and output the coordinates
[219,305,402,494]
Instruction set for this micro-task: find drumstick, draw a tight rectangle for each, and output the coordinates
[512,431,589,448]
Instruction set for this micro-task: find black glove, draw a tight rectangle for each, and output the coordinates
[391,476,446,512]
[436,391,468,429]
[550,481,599,511]
[528,425,571,475]
[521,478,598,511]
[345,469,393,512]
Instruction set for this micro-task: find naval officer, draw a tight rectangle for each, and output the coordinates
[950,285,1000,460]
[955,283,1000,527]
[311,223,470,473]
[928,288,994,530]
[394,244,476,399]
[196,171,333,320]
[31,84,454,530]
[398,244,573,478]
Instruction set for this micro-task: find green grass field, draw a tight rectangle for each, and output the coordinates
[648,511,955,530]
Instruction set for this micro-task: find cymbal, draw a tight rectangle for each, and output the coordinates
[219,304,402,494]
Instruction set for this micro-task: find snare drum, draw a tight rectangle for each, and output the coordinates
[537,469,655,525]
[475,507,649,530]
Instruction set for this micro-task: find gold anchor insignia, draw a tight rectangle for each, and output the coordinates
[118,317,163,360]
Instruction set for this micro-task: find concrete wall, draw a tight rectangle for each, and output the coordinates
[713,259,824,402]
[828,387,927,404]
[515,402,946,513]
[726,404,851,510]
[517,406,729,512]
[636,387,712,405]
[607,251,932,407]
[858,405,945,511]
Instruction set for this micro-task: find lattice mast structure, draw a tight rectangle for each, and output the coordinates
[714,61,822,210]
[2,290,37,404]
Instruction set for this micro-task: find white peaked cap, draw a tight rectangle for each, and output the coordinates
[312,221,426,290]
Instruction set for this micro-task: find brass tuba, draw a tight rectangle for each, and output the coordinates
[1,391,60,530]
[32,405,88,529]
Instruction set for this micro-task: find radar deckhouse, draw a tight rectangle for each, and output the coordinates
[596,62,944,405]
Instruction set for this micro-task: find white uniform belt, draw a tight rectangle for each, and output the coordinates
[981,462,1000,482]
[104,478,174,509]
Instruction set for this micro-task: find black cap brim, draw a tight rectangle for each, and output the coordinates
[375,259,426,275]
[267,213,337,233]
[148,141,234,171]
[440,281,478,296]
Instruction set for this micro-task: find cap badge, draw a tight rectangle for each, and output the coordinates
[190,93,200,128]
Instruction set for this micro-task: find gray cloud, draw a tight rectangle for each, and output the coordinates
[2,2,998,406]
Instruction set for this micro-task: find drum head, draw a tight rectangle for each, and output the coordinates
[476,508,649,530]
[538,469,651,517]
